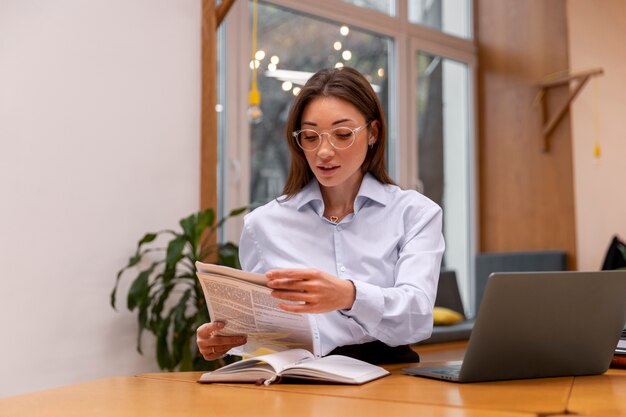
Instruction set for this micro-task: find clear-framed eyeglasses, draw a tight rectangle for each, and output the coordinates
[292,122,370,151]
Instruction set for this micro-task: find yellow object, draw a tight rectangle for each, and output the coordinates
[249,87,260,106]
[242,347,276,360]
[433,307,464,326]
[593,143,601,158]
[247,0,262,123]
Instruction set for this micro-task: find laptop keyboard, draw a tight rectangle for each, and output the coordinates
[428,364,462,377]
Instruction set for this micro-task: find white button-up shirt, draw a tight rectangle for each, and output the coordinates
[239,173,445,356]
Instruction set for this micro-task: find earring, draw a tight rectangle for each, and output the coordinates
[369,142,374,149]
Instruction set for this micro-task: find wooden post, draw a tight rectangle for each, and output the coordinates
[200,0,218,215]
[200,0,236,212]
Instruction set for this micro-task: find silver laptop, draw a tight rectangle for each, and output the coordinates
[403,271,626,383]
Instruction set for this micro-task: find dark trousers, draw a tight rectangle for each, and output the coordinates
[327,340,420,365]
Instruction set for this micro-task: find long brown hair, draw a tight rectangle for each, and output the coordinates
[282,67,395,197]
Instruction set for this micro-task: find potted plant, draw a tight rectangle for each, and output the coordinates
[111,207,246,371]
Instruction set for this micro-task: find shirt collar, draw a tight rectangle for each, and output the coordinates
[292,172,389,215]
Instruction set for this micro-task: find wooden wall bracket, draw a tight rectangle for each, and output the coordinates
[537,68,604,152]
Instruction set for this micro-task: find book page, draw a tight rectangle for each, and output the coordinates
[198,349,315,383]
[197,269,315,356]
[282,355,390,384]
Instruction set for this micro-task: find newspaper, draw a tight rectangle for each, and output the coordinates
[195,262,320,357]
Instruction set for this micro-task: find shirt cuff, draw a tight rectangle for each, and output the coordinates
[340,279,384,330]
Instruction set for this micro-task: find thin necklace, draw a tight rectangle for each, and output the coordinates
[328,209,353,224]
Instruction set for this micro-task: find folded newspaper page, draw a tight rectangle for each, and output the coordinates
[195,262,319,357]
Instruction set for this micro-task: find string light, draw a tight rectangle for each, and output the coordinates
[247,0,262,125]
[340,25,349,36]
[342,50,352,61]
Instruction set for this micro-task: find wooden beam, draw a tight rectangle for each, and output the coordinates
[542,75,590,148]
[216,0,236,26]
[538,68,603,88]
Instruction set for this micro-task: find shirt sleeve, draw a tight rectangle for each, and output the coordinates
[340,203,445,346]
[238,213,265,274]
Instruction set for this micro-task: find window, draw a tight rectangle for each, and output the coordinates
[248,2,391,205]
[416,51,473,310]
[409,0,472,39]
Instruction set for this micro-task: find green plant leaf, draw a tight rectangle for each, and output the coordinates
[228,207,248,217]
[179,213,198,251]
[197,208,215,232]
[179,340,194,372]
[156,315,176,371]
[165,235,186,270]
[138,232,158,247]
[218,242,241,269]
[213,206,248,231]
[171,289,192,367]
[148,282,173,333]
[111,254,144,309]
[127,263,156,311]
[136,304,149,354]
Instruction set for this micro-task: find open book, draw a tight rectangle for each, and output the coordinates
[195,262,320,357]
[198,348,390,385]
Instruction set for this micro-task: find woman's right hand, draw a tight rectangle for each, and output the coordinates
[196,321,247,361]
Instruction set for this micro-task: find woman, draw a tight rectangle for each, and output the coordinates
[197,67,444,364]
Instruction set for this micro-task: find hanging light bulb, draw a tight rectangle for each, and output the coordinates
[247,0,262,125]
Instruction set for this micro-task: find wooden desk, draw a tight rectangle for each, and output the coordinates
[139,366,573,415]
[566,368,626,416]
[0,375,535,417]
[2,339,625,417]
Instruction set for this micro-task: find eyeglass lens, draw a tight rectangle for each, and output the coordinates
[296,127,356,151]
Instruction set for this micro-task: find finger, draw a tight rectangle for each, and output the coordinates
[199,342,241,356]
[270,290,315,303]
[196,321,225,337]
[266,269,319,280]
[201,349,224,360]
[278,302,319,314]
[199,336,247,359]
[267,278,309,291]
[197,335,246,349]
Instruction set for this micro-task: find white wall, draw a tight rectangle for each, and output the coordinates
[567,0,626,271]
[0,0,201,397]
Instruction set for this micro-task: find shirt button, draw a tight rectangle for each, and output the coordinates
[337,225,343,231]
[340,266,346,272]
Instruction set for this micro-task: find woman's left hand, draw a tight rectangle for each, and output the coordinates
[265,268,356,313]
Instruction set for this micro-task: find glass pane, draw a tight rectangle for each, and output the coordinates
[409,0,471,39]
[340,0,395,16]
[249,2,392,205]
[417,51,471,310]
